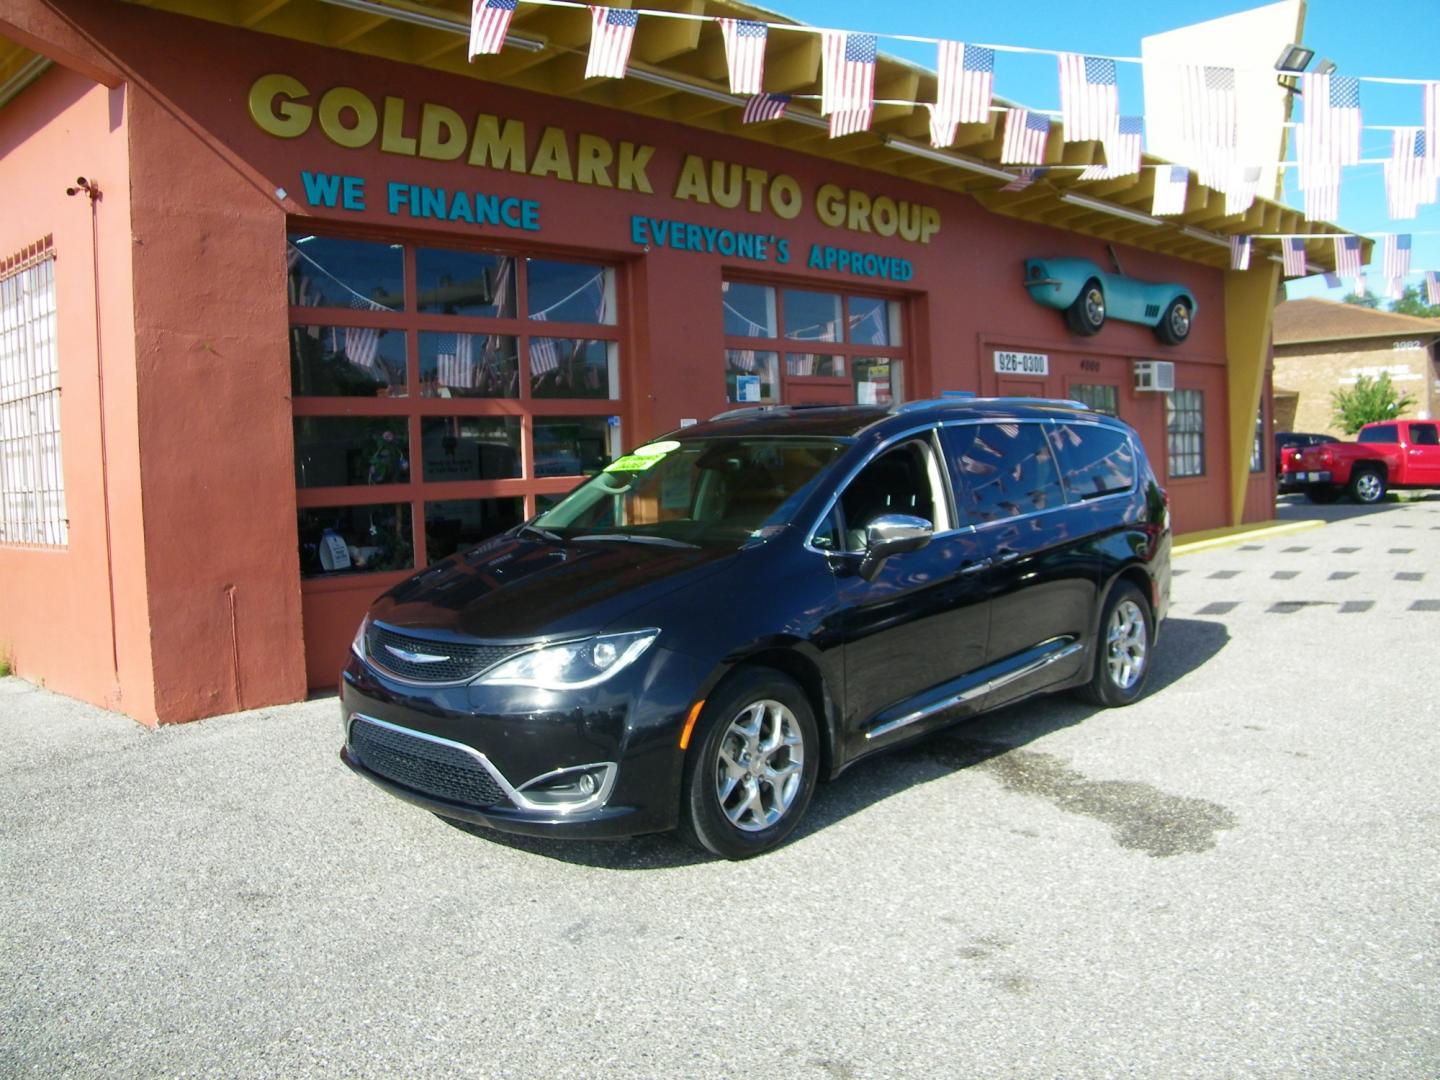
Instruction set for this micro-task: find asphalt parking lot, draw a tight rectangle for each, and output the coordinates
[3,496,1438,1079]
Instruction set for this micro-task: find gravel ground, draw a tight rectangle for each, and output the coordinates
[2,494,1438,1079]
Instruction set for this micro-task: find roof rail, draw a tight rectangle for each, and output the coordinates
[892,396,1092,413]
[707,403,868,422]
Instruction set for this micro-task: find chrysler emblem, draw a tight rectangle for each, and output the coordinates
[385,644,450,664]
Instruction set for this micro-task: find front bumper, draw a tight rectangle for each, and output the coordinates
[339,644,708,839]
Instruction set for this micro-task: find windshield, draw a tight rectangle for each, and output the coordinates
[532,436,848,548]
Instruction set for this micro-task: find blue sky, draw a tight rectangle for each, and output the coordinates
[766,0,1438,302]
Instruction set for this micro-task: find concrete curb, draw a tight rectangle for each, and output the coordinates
[1172,517,1326,557]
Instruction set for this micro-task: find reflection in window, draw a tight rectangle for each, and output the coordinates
[529,338,614,398]
[419,331,518,398]
[722,281,778,337]
[425,498,524,563]
[783,289,843,342]
[416,250,517,318]
[287,235,402,311]
[419,416,522,482]
[527,260,614,324]
[297,503,413,578]
[293,417,410,488]
[847,296,898,346]
[1070,383,1119,417]
[1050,423,1136,500]
[1250,406,1265,473]
[534,417,613,477]
[726,350,780,404]
[945,422,1065,522]
[1167,389,1205,477]
[786,353,845,377]
[853,358,900,406]
[1409,423,1439,446]
[290,324,407,398]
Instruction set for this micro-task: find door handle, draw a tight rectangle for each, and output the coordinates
[959,560,989,575]
[993,547,1023,565]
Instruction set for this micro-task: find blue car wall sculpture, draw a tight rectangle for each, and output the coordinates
[1024,257,1196,345]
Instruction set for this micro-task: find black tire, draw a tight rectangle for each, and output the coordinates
[677,668,820,860]
[1076,582,1153,708]
[1347,466,1387,505]
[1305,485,1341,504]
[1064,279,1106,336]
[1154,296,1193,345]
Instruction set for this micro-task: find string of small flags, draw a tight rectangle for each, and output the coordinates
[462,0,1440,229]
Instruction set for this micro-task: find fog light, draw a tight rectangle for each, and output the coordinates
[516,763,614,810]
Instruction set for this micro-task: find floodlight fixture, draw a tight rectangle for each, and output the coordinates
[1274,44,1315,73]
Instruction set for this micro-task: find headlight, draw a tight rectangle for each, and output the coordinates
[351,614,371,660]
[475,629,659,690]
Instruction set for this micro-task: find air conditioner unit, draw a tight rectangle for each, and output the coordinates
[1133,360,1176,392]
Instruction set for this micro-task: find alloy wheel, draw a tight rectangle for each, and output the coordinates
[714,700,805,832]
[1355,473,1383,502]
[1084,288,1105,325]
[1169,303,1190,338]
[1106,599,1148,690]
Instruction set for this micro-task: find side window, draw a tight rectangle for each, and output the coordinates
[1049,422,1136,501]
[943,422,1065,524]
[1358,424,1398,444]
[1409,423,1439,446]
[831,436,950,551]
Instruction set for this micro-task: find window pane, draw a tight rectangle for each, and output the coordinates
[290,324,407,398]
[534,417,613,477]
[419,331,518,399]
[944,422,1065,522]
[1357,424,1397,443]
[297,503,413,578]
[425,498,524,562]
[1250,407,1265,473]
[786,353,845,377]
[853,358,895,406]
[419,416,521,482]
[847,296,895,346]
[726,350,780,404]
[1408,423,1438,445]
[1070,383,1119,417]
[783,289,843,342]
[1049,423,1136,500]
[293,417,409,488]
[287,235,402,311]
[1166,389,1205,477]
[529,338,614,398]
[527,260,614,324]
[416,250,517,317]
[722,281,777,337]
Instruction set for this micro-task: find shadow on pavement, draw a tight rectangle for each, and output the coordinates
[1274,491,1437,526]
[445,616,1230,869]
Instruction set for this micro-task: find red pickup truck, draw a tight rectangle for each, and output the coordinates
[1288,419,1440,504]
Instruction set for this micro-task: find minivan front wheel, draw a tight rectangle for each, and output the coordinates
[678,668,819,859]
[1077,582,1153,707]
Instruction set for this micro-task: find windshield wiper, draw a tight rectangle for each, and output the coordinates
[516,523,563,542]
[572,533,698,549]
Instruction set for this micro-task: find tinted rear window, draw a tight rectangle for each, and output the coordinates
[1409,423,1439,446]
[1049,422,1136,501]
[1358,425,1398,443]
[943,422,1065,523]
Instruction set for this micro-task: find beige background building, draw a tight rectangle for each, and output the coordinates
[1273,299,1440,435]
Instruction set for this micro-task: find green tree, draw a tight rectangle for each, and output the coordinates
[1389,284,1440,319]
[1330,372,1417,435]
[1342,291,1379,309]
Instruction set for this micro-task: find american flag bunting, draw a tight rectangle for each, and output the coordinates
[1386,130,1434,219]
[1425,270,1440,306]
[1382,234,1412,282]
[929,108,958,149]
[1299,159,1341,221]
[1225,166,1262,215]
[742,93,790,125]
[1323,272,1342,288]
[821,31,877,117]
[719,19,767,96]
[1281,237,1308,278]
[1000,109,1050,165]
[437,334,478,389]
[829,107,872,139]
[1179,66,1237,149]
[1353,272,1367,298]
[1425,83,1439,177]
[585,7,639,80]
[468,0,518,58]
[1103,116,1143,178]
[1151,164,1189,216]
[1000,167,1047,192]
[1058,54,1118,143]
[1385,275,1405,300]
[934,42,994,129]
[1300,73,1362,166]
[1334,235,1364,278]
[1229,235,1251,271]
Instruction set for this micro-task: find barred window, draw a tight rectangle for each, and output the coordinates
[0,241,65,546]
[1166,388,1205,479]
[1070,383,1119,416]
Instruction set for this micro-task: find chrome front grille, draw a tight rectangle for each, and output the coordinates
[364,623,524,684]
[349,717,509,808]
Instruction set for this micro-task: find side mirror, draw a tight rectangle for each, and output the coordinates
[858,514,933,580]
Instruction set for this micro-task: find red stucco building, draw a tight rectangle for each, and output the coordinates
[0,0,1343,724]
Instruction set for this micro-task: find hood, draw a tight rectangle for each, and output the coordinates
[370,533,740,641]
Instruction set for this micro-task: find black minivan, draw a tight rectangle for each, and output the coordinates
[341,398,1170,858]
